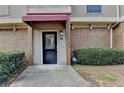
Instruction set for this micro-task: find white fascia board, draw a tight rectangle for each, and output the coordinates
[0,18,23,24]
[120,16,124,22]
[0,17,122,24]
[70,17,117,22]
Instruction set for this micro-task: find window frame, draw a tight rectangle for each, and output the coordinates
[85,5,103,14]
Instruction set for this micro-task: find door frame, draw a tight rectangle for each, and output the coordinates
[42,32,57,64]
[40,30,58,64]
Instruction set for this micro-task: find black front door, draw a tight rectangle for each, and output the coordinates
[43,32,57,64]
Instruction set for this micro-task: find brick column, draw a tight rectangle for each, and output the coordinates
[28,26,33,64]
[66,19,71,65]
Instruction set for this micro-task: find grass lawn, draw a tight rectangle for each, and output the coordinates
[73,64,124,87]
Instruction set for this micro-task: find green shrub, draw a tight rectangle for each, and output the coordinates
[0,51,25,83]
[74,48,124,65]
[0,74,8,83]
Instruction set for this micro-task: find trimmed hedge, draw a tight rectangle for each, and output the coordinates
[0,51,25,83]
[74,48,124,65]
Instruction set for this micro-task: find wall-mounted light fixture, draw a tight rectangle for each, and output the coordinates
[60,30,63,40]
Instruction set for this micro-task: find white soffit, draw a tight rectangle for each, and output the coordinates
[0,18,23,24]
[70,17,117,22]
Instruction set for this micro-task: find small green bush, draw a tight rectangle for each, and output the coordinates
[74,48,124,65]
[0,51,25,83]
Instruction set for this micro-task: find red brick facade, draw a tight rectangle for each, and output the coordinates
[71,28,110,51]
[0,22,124,64]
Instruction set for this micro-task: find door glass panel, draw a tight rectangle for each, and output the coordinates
[45,34,55,49]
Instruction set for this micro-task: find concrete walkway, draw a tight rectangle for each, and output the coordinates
[10,65,90,87]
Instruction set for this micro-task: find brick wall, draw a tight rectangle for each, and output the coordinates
[113,22,124,48]
[0,30,31,62]
[66,20,71,65]
[71,28,110,51]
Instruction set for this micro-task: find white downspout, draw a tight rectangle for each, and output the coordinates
[117,5,120,22]
[110,5,120,48]
[110,28,113,48]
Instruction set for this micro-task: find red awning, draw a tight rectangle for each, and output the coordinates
[22,14,68,22]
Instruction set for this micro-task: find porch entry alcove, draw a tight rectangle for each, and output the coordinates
[22,14,69,65]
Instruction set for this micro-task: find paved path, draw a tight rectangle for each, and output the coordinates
[10,65,90,87]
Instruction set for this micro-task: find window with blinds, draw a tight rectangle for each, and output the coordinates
[86,5,102,13]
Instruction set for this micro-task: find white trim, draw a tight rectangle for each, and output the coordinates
[70,17,117,22]
[0,18,22,24]
[40,30,43,64]
[2,16,124,24]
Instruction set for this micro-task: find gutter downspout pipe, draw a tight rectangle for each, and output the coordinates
[110,5,120,48]
[110,28,113,48]
[112,5,120,28]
